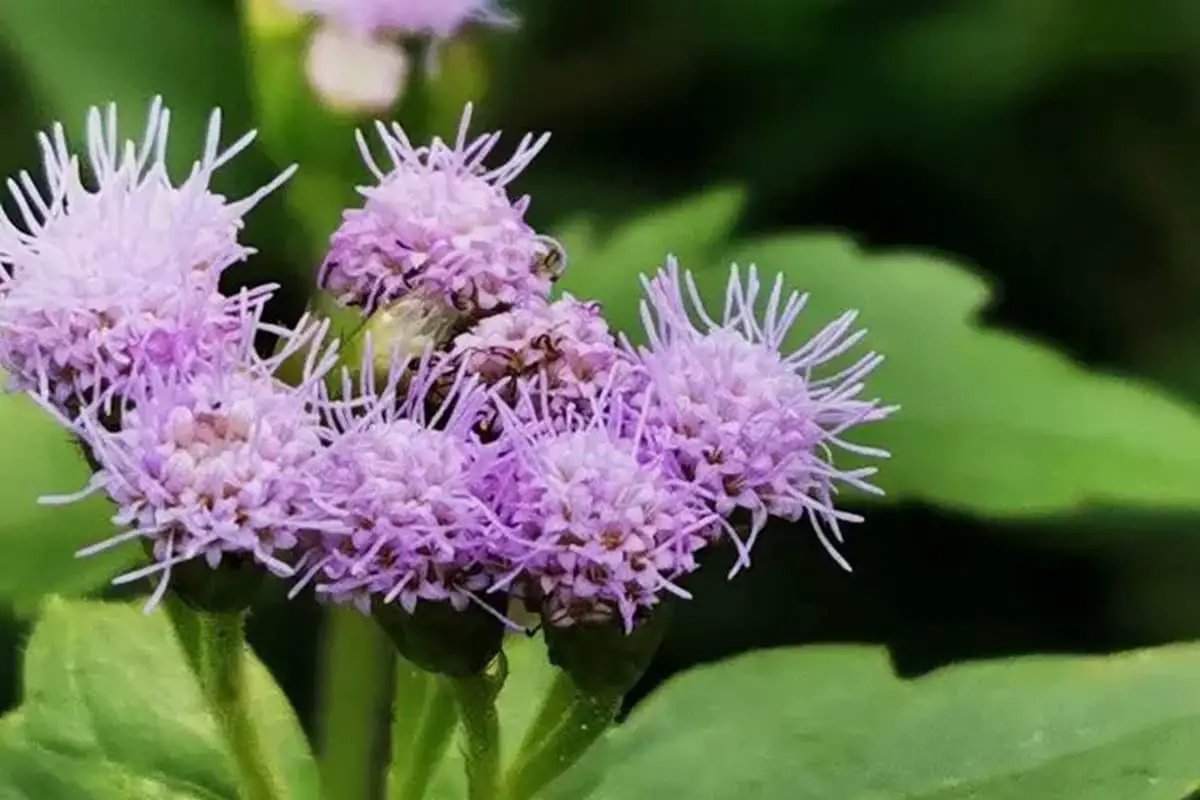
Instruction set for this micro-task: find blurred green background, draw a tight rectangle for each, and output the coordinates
[4,0,1200,739]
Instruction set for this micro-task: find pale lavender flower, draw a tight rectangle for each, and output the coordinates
[448,294,636,429]
[488,387,720,632]
[292,346,510,616]
[0,98,294,415]
[38,311,339,611]
[284,0,518,45]
[633,258,895,572]
[318,104,563,318]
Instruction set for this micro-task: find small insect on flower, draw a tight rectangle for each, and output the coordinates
[633,257,896,573]
[532,241,567,284]
[37,309,339,612]
[291,342,512,619]
[0,97,294,417]
[488,382,722,633]
[447,295,637,431]
[318,103,563,320]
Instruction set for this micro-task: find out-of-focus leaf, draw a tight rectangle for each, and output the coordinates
[0,598,320,799]
[242,0,362,244]
[680,0,828,65]
[717,234,1200,515]
[552,644,1200,799]
[0,392,132,615]
[0,0,266,192]
[553,187,745,313]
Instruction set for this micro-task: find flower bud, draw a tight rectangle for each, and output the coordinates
[361,292,466,372]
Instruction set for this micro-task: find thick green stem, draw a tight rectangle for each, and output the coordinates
[198,611,287,800]
[163,595,204,677]
[390,663,458,800]
[389,658,432,779]
[513,671,575,759]
[317,606,396,800]
[502,677,621,800]
[448,656,506,800]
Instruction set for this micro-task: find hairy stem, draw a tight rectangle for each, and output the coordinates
[513,671,576,759]
[198,611,287,800]
[502,675,620,800]
[317,606,396,800]
[390,661,458,800]
[448,655,507,800]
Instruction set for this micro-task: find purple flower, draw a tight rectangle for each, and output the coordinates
[292,347,510,616]
[489,387,719,632]
[633,258,895,571]
[0,98,293,415]
[448,294,637,429]
[318,103,563,318]
[284,0,518,44]
[39,312,339,611]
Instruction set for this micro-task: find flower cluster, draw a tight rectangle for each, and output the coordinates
[8,98,893,638]
[292,349,507,616]
[632,259,896,571]
[46,311,340,610]
[0,98,292,417]
[488,389,717,630]
[446,294,636,431]
[319,104,562,318]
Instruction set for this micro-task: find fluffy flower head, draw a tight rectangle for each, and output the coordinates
[490,388,718,631]
[294,346,509,615]
[449,294,635,428]
[318,104,562,318]
[633,258,895,570]
[0,98,293,413]
[284,0,517,41]
[41,313,338,611]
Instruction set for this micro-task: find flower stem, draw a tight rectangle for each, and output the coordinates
[389,659,459,800]
[197,611,287,800]
[163,594,204,677]
[513,671,576,758]
[317,606,396,800]
[389,658,431,778]
[448,655,507,800]
[502,675,621,800]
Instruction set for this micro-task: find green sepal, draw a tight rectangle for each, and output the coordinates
[542,603,673,696]
[374,595,507,678]
[162,549,267,614]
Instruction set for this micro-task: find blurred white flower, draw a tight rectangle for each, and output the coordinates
[305,25,411,114]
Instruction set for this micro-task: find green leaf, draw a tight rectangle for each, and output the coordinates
[0,393,135,615]
[552,644,1200,799]
[0,597,320,799]
[553,187,745,320]
[717,234,1200,514]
